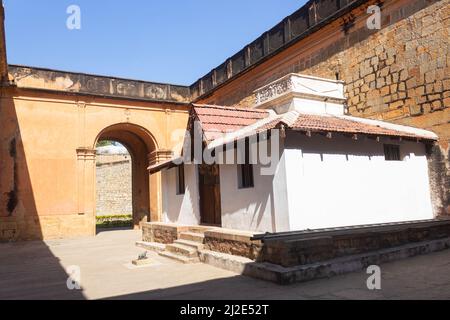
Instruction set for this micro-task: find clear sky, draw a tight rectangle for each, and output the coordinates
[3,0,306,85]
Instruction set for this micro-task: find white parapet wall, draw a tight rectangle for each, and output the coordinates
[254,73,346,115]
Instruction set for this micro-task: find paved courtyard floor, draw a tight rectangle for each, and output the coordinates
[0,229,450,300]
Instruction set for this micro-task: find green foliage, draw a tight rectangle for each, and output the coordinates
[96,214,132,229]
[96,140,113,147]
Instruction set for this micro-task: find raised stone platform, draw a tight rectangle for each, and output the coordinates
[199,237,450,285]
[255,218,450,267]
[140,219,450,285]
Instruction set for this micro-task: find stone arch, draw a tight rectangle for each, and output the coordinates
[93,123,159,153]
[94,123,160,228]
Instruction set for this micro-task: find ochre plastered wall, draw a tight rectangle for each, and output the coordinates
[0,86,189,240]
[0,2,6,83]
[197,0,450,215]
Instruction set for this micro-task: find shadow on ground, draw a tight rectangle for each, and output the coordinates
[0,240,86,300]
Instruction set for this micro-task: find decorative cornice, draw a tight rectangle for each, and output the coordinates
[148,149,174,166]
[76,148,96,161]
[8,65,191,104]
[255,76,293,106]
[254,73,346,110]
[77,101,86,108]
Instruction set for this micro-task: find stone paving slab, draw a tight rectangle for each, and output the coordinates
[0,229,449,300]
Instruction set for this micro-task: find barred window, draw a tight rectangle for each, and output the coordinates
[238,164,254,189]
[176,165,185,195]
[237,139,254,189]
[384,144,401,161]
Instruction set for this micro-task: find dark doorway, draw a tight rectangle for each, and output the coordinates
[198,164,222,226]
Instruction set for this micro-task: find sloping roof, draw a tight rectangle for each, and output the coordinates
[288,113,437,140]
[148,105,438,173]
[193,104,269,142]
[192,105,438,150]
[148,157,181,174]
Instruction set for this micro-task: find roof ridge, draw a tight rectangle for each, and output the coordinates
[279,110,301,127]
[192,103,269,113]
[333,114,438,140]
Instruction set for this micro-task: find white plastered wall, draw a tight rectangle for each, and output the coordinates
[161,164,201,225]
[284,131,434,231]
[159,132,434,232]
[217,139,290,233]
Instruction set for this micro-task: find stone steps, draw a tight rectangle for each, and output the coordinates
[165,243,198,257]
[159,251,199,264]
[135,241,166,252]
[156,231,207,264]
[179,232,205,243]
[187,226,217,234]
[174,239,204,250]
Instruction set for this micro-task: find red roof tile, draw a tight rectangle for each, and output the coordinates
[191,104,437,143]
[262,114,435,140]
[289,114,433,139]
[193,104,269,141]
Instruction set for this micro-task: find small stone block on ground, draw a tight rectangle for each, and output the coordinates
[132,258,153,266]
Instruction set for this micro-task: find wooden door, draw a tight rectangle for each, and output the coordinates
[198,164,222,226]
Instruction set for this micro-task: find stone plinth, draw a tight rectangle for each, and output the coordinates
[142,222,190,244]
[204,228,262,260]
[259,218,450,267]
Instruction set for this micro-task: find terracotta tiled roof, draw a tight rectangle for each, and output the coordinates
[193,104,269,141]
[191,105,437,144]
[288,114,435,140]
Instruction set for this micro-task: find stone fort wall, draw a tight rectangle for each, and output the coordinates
[96,155,132,216]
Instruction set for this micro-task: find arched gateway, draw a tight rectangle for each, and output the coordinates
[94,123,158,228]
[0,65,190,240]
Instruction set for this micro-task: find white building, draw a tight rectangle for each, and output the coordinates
[149,74,438,233]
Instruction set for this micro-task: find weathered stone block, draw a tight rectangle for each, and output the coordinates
[432,100,443,111]
[381,86,390,96]
[443,97,450,107]
[443,80,450,91]
[425,71,437,83]
[142,222,190,244]
[406,78,417,89]
[409,104,423,116]
[204,229,262,260]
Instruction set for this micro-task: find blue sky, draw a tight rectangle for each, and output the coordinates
[3,0,305,85]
